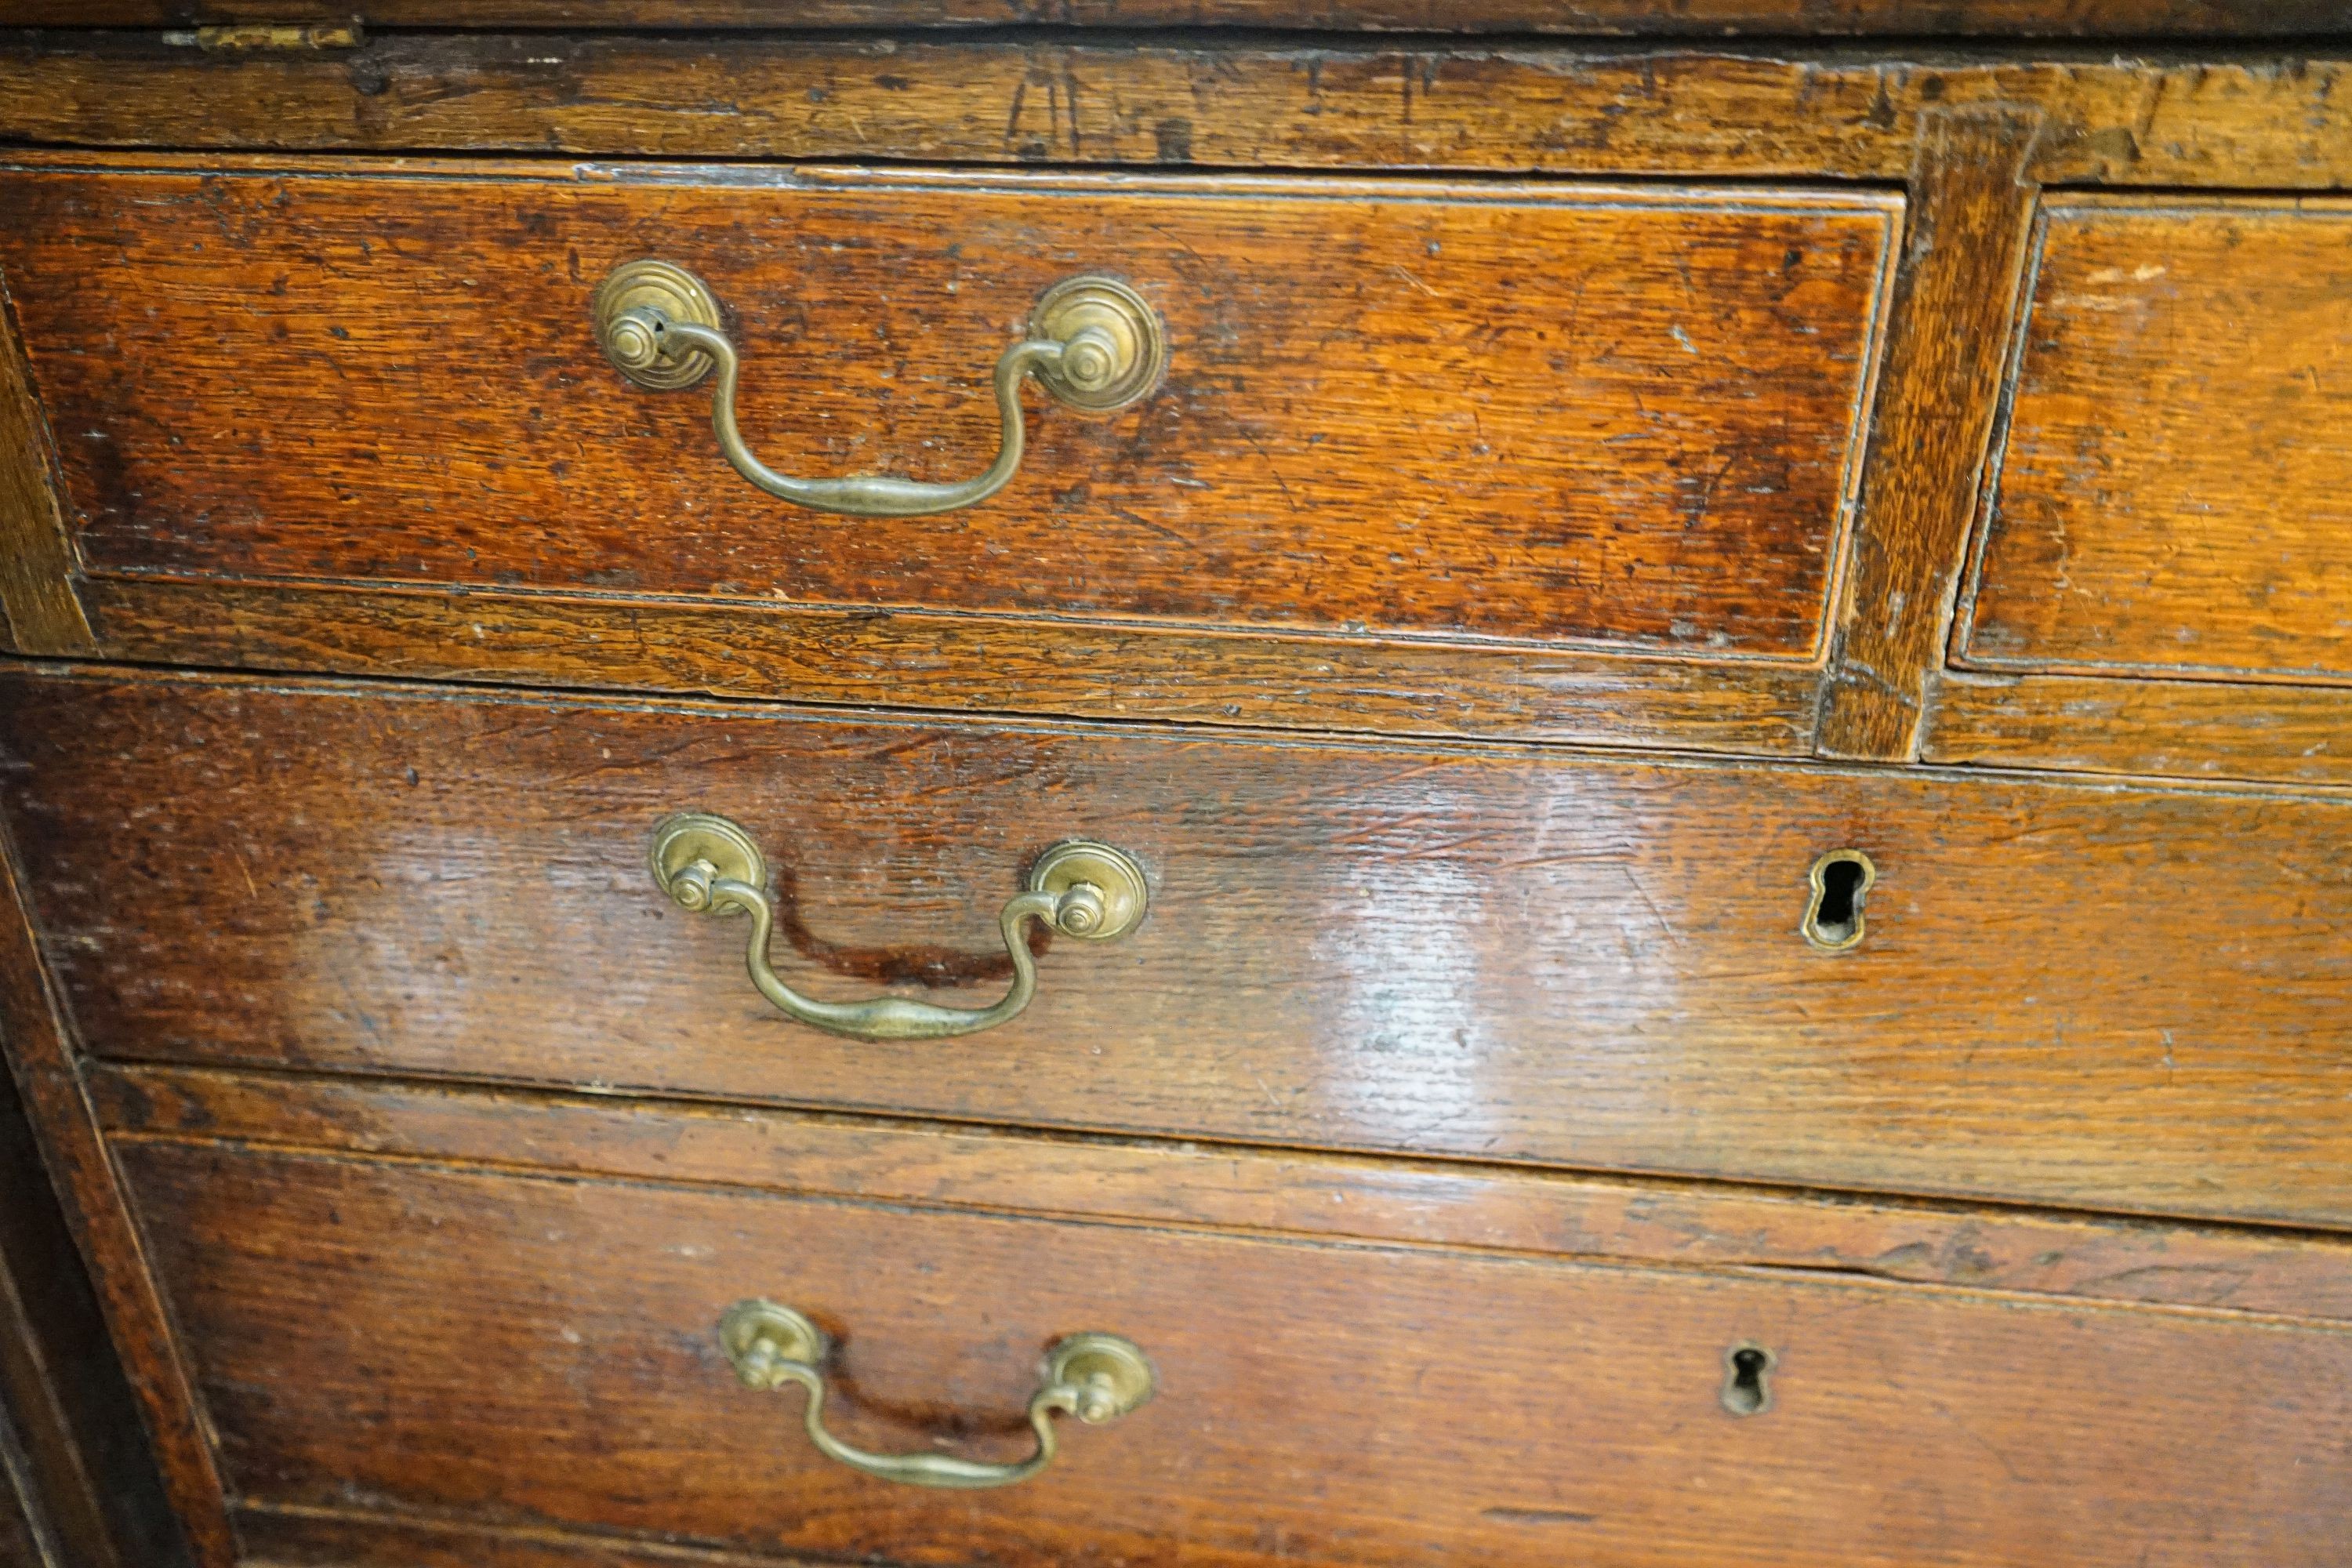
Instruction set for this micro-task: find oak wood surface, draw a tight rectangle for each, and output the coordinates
[93,1062,2352,1324]
[1926,671,2352,789]
[8,36,2352,191]
[0,818,234,1566]
[2,0,2343,34]
[117,1137,2352,1568]
[1958,198,2352,687]
[12,665,2352,1228]
[1813,107,2038,761]
[0,16,2343,1566]
[0,156,1893,669]
[85,576,1828,751]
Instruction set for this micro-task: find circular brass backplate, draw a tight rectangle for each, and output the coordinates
[719,1299,826,1370]
[650,813,768,902]
[1026,841,1149,941]
[593,260,724,389]
[1028,276,1167,414]
[1045,1333,1155,1421]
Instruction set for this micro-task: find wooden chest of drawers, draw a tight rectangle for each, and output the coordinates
[2,6,2349,1567]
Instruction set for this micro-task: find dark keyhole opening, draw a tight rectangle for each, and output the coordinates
[1816,859,1864,930]
[1802,850,1876,951]
[1722,1343,1774,1417]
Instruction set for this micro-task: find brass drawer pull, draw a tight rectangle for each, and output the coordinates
[718,1300,1153,1490]
[594,261,1166,518]
[650,813,1147,1041]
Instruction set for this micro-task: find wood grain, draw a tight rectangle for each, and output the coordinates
[85,576,1826,752]
[13,666,2352,1228]
[0,156,1893,666]
[118,1138,2352,1568]
[1958,198,2352,686]
[1813,107,2040,762]
[2,0,2344,34]
[0,816,232,1565]
[1927,671,2352,789]
[5,36,2352,191]
[0,271,91,657]
[93,1062,2352,1324]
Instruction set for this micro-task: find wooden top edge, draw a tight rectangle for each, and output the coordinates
[6,27,2351,60]
[0,147,1911,210]
[0,2,2347,40]
[7,33,2352,190]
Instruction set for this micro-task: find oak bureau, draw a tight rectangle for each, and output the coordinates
[2,4,2350,1566]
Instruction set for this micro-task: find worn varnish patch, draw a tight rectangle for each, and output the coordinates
[0,157,1894,661]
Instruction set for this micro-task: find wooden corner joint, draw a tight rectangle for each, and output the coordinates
[0,275,96,659]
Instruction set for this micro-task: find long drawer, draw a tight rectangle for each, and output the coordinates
[7,666,2352,1226]
[101,1090,2352,1568]
[0,154,1896,748]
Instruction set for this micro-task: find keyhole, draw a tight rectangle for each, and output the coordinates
[1802,849,1876,951]
[1721,1342,1775,1417]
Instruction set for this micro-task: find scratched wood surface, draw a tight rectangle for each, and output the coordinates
[12,666,2352,1228]
[1,13,2350,1567]
[0,0,2339,34]
[91,1063,2352,1323]
[1958,199,2352,685]
[85,575,1831,751]
[1926,672,2352,789]
[9,37,2352,191]
[116,1137,2352,1568]
[0,157,1894,664]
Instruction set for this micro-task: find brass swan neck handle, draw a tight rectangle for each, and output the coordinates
[719,1300,1154,1491]
[650,814,1147,1043]
[593,261,1166,519]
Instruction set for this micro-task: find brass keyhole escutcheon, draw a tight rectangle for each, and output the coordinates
[1722,1342,1775,1417]
[1802,848,1877,952]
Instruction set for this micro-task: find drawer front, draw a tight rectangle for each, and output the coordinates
[0,158,1893,664]
[1961,197,2352,683]
[113,1131,2352,1568]
[9,666,2352,1226]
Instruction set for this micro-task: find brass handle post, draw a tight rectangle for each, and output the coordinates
[595,263,1165,518]
[719,1301,1153,1490]
[650,814,1147,1042]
